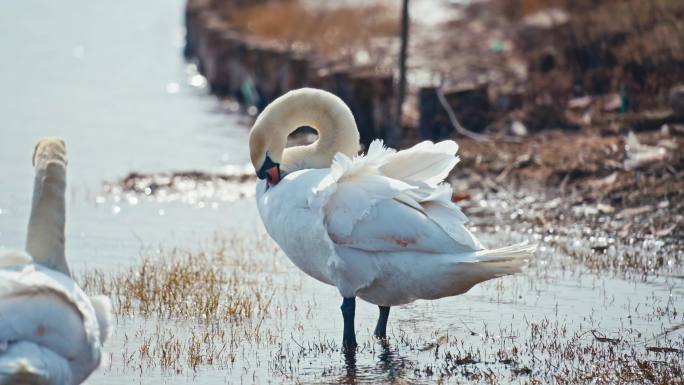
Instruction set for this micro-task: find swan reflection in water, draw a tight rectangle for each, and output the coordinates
[337,339,415,385]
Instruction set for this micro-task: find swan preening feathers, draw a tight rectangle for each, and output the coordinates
[250,88,536,349]
[0,138,112,385]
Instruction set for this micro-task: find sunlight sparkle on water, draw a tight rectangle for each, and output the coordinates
[189,74,207,88]
[166,82,180,94]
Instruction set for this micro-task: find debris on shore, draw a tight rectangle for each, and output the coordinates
[103,166,256,204]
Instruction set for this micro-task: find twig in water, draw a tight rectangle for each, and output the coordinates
[460,319,478,336]
[290,333,305,350]
[645,346,682,354]
[590,330,620,344]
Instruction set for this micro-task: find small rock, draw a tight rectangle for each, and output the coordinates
[654,224,676,238]
[573,205,599,216]
[523,8,569,29]
[624,132,667,170]
[597,203,615,214]
[586,172,617,190]
[511,120,528,136]
[661,124,670,136]
[617,205,653,218]
[544,197,562,209]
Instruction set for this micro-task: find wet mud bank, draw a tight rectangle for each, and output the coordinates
[184,0,396,147]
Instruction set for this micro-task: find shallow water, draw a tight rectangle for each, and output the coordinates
[0,0,253,267]
[1,1,682,384]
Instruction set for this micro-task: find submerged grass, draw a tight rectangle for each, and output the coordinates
[82,235,280,321]
[80,235,287,374]
[78,198,682,383]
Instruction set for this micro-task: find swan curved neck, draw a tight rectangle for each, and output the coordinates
[26,139,70,276]
[257,88,360,171]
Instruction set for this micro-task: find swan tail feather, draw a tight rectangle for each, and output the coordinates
[473,242,536,273]
[444,243,535,296]
[89,295,114,344]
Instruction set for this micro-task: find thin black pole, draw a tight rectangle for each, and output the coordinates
[392,0,409,147]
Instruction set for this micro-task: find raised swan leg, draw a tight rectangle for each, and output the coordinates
[340,297,357,350]
[374,306,390,339]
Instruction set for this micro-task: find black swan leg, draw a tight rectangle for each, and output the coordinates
[341,297,357,350]
[374,306,390,339]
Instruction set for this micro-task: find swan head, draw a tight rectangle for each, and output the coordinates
[249,120,284,186]
[248,88,361,187]
[33,137,67,168]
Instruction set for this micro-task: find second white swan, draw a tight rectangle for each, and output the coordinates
[0,138,112,385]
[249,88,535,349]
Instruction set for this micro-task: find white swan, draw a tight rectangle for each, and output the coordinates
[0,138,112,385]
[249,88,535,349]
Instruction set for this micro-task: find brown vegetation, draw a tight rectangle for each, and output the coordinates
[513,0,684,110]
[80,232,683,382]
[225,1,398,58]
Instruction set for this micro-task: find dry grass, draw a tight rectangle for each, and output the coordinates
[78,229,683,382]
[225,0,398,58]
[82,235,279,321]
[80,235,285,373]
[430,318,684,385]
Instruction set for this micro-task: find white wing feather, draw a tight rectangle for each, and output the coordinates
[380,140,460,186]
[320,140,480,254]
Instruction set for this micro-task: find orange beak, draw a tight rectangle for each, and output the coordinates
[265,165,280,186]
[257,155,281,187]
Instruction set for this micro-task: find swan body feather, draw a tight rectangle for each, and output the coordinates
[257,138,534,306]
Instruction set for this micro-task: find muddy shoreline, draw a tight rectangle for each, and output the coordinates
[94,166,684,384]
[184,0,683,250]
